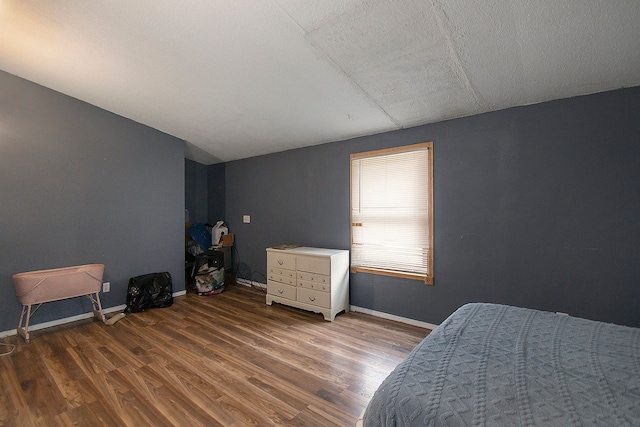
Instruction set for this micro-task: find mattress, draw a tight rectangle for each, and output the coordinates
[363,303,640,426]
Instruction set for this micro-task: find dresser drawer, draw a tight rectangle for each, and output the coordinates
[296,256,330,275]
[297,287,330,308]
[297,271,330,285]
[298,279,330,293]
[269,266,295,278]
[268,272,296,286]
[267,253,296,270]
[267,281,296,301]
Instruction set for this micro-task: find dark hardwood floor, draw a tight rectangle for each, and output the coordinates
[0,283,429,426]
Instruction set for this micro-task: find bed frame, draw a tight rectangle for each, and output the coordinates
[13,264,106,343]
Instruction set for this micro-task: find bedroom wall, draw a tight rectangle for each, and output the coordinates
[0,70,185,333]
[185,160,225,226]
[225,86,640,327]
[185,159,209,224]
[207,163,226,224]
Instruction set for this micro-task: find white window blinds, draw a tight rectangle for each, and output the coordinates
[350,142,433,284]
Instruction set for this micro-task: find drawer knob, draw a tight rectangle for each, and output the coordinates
[278,260,283,265]
[278,289,284,294]
[309,296,315,301]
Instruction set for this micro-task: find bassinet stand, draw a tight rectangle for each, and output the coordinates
[17,292,105,343]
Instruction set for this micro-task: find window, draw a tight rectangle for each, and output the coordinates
[350,142,433,284]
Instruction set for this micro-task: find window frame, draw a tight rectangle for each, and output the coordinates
[349,142,434,285]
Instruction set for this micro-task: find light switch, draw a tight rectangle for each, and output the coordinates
[243,215,251,223]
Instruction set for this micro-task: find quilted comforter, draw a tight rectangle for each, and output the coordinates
[363,303,640,426]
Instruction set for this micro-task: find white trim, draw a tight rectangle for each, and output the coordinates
[349,305,438,330]
[0,290,187,338]
[237,278,266,290]
[236,279,437,330]
[104,304,127,314]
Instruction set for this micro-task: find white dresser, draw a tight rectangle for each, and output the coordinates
[266,247,349,321]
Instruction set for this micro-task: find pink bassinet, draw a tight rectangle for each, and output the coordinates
[13,264,106,342]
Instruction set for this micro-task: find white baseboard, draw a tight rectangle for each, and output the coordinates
[235,279,436,330]
[236,278,266,290]
[2,287,436,339]
[2,289,435,338]
[0,290,187,339]
[350,305,438,330]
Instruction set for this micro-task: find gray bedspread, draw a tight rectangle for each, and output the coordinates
[363,303,640,426]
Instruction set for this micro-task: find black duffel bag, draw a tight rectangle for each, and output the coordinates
[124,272,174,313]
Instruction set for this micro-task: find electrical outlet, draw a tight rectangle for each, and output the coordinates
[243,215,251,223]
[102,282,111,293]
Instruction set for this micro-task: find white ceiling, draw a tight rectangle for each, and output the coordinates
[2,1,639,164]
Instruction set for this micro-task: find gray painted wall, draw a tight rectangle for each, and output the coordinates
[207,163,226,224]
[185,160,225,226]
[225,87,640,327]
[185,159,208,224]
[0,70,185,333]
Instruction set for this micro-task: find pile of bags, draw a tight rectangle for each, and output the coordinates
[124,272,174,313]
[193,250,225,296]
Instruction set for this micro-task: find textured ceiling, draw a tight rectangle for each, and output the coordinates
[1,0,639,164]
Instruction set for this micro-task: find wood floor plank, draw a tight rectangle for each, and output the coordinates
[0,357,30,418]
[141,363,235,425]
[79,399,127,426]
[0,283,430,426]
[40,355,88,409]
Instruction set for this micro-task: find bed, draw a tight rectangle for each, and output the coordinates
[360,303,640,426]
[13,264,106,343]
